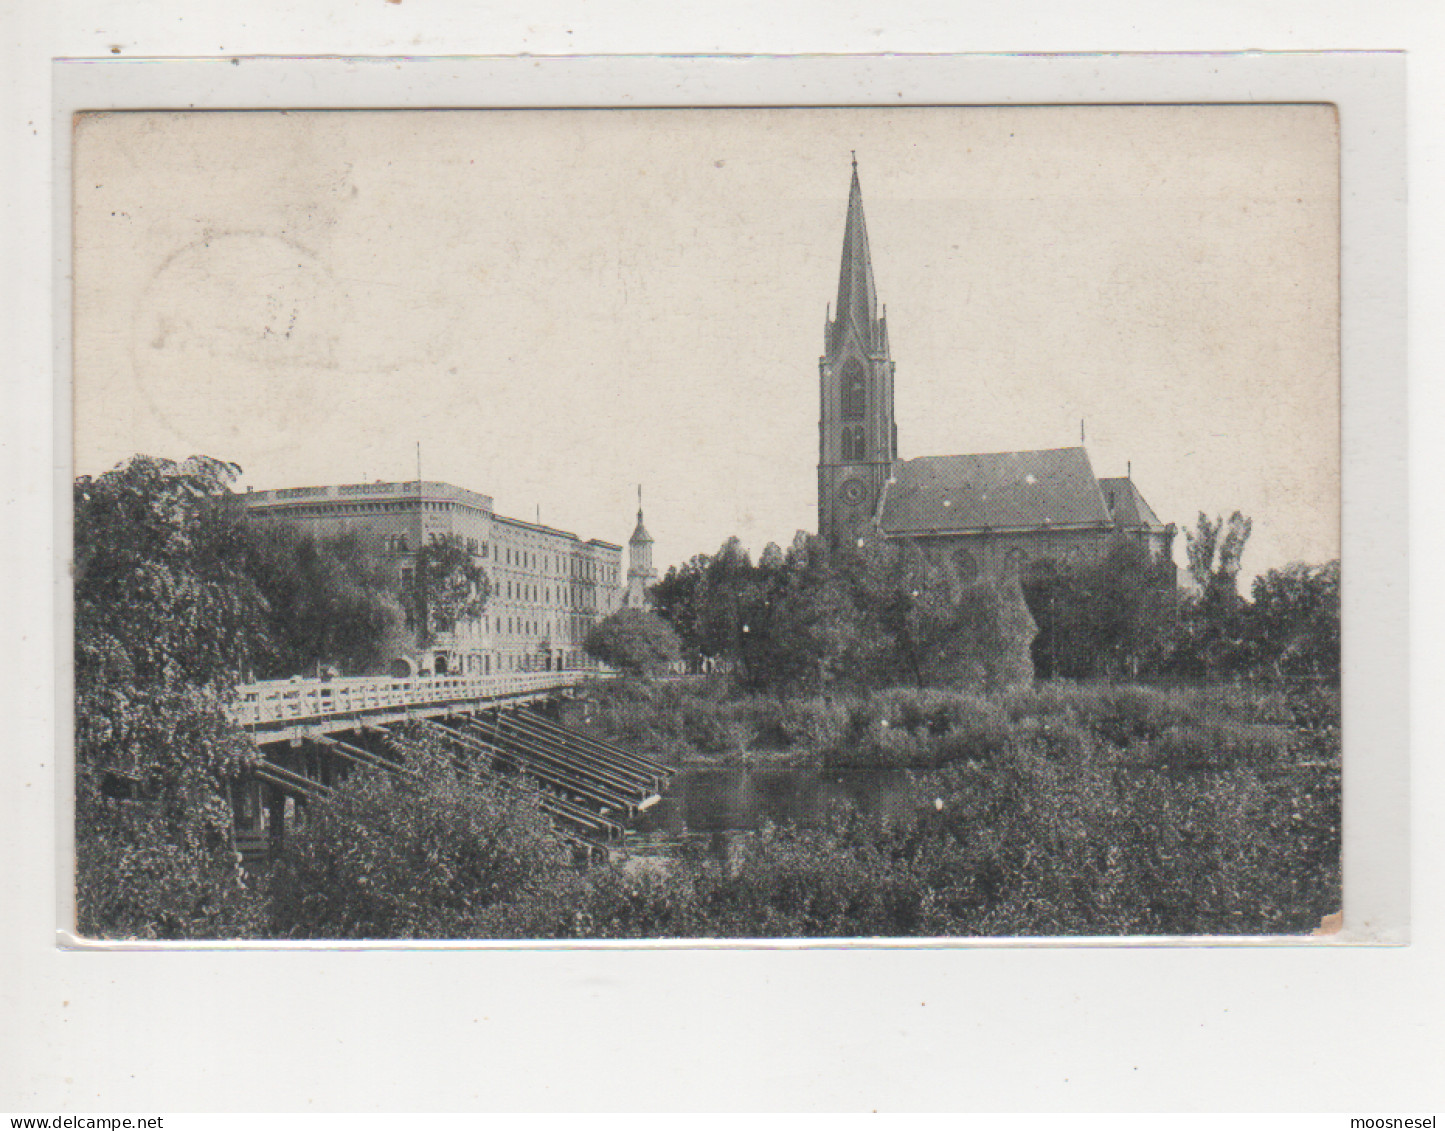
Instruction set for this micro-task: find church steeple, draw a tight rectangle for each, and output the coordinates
[626,485,656,608]
[830,153,882,356]
[818,157,898,548]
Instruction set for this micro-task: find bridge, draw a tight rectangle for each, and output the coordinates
[228,669,673,861]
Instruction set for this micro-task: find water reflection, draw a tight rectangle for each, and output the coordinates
[628,766,917,855]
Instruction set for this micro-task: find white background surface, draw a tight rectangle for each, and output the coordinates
[3,2,1441,1116]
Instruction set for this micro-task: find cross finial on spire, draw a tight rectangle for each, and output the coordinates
[851,150,857,170]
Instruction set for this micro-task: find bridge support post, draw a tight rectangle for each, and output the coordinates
[265,785,287,853]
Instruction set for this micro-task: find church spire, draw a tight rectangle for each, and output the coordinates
[830,154,880,355]
[629,484,652,545]
[818,158,897,549]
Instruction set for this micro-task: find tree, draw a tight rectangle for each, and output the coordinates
[1023,538,1178,680]
[847,539,1036,689]
[651,554,711,663]
[243,525,401,677]
[74,454,268,938]
[1240,560,1340,679]
[1171,511,1254,678]
[1186,511,1253,607]
[404,535,489,647]
[585,608,683,676]
[753,532,870,691]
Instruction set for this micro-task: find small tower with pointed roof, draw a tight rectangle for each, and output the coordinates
[626,485,657,609]
[819,154,898,548]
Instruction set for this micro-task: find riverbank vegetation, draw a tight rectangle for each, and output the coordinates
[252,677,1338,939]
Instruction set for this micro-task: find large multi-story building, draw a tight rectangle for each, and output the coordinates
[817,158,1176,577]
[243,479,624,677]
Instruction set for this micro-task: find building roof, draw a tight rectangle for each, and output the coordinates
[1097,476,1168,532]
[629,514,653,544]
[878,447,1114,535]
[244,480,495,513]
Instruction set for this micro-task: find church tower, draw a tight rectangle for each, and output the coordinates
[818,156,897,548]
[626,486,656,609]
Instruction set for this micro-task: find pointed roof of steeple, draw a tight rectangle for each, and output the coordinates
[629,486,653,544]
[830,154,881,355]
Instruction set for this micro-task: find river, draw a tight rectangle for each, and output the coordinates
[624,765,919,857]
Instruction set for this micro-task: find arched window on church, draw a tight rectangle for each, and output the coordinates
[841,360,866,421]
[842,425,867,461]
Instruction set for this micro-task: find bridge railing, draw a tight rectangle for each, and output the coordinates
[232,669,597,728]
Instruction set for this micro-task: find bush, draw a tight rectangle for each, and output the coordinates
[266,728,568,939]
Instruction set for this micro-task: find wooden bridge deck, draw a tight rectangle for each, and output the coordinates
[231,670,589,742]
[227,670,673,861]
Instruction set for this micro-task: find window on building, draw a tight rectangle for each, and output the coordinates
[841,359,867,421]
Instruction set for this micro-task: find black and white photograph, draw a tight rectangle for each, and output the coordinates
[70,104,1344,942]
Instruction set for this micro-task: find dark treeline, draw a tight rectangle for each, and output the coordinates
[651,532,1038,692]
[650,517,1339,691]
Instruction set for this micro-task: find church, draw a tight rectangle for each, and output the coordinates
[817,159,1176,581]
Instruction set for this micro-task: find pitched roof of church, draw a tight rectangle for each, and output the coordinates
[629,510,653,544]
[1096,476,1168,531]
[878,447,1115,535]
[829,158,886,357]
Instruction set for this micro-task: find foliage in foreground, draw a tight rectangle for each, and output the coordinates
[71,453,1341,940]
[259,681,1338,940]
[266,726,569,939]
[72,453,405,937]
[74,455,266,938]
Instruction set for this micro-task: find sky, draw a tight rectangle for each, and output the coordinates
[72,106,1340,581]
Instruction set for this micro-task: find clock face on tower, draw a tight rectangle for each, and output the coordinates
[840,477,867,507]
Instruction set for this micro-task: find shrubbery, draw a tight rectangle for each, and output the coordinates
[266,725,569,939]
